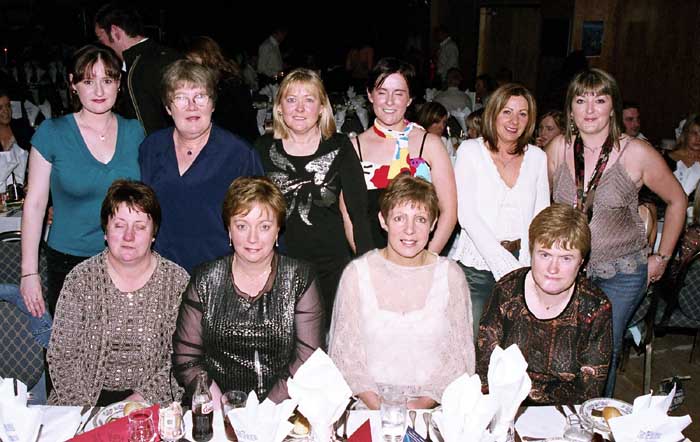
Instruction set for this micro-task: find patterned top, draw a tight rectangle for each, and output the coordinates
[47,251,190,406]
[668,224,700,282]
[476,267,612,405]
[357,130,431,190]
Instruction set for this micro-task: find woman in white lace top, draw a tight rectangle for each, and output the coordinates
[329,174,474,410]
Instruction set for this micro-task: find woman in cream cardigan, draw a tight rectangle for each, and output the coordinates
[449,84,549,337]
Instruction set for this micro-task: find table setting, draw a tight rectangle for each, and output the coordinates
[1,344,692,442]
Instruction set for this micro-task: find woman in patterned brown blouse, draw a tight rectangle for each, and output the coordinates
[477,204,612,405]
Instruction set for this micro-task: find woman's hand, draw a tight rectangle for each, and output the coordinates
[647,254,669,285]
[209,380,223,409]
[124,391,146,403]
[407,396,437,410]
[357,391,380,410]
[20,274,45,317]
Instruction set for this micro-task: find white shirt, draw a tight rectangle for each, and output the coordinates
[435,87,470,113]
[256,36,283,78]
[437,37,459,80]
[0,143,28,193]
[448,138,550,280]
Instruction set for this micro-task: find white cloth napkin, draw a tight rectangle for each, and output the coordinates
[609,385,692,442]
[334,108,347,132]
[257,109,269,136]
[0,378,42,442]
[487,345,532,438]
[676,119,687,141]
[514,406,567,439]
[39,406,82,442]
[287,349,353,442]
[464,90,477,110]
[347,86,357,99]
[227,391,297,442]
[673,161,700,195]
[259,84,279,102]
[424,88,438,102]
[434,373,498,442]
[449,105,471,136]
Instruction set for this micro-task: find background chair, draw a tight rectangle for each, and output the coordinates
[0,300,44,390]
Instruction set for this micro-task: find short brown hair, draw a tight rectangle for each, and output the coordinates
[222,176,286,228]
[416,102,448,130]
[539,110,565,132]
[528,204,591,257]
[367,57,415,96]
[467,108,484,138]
[272,68,336,140]
[161,59,218,108]
[379,174,439,224]
[565,69,623,148]
[481,83,537,155]
[101,180,161,235]
[69,44,122,111]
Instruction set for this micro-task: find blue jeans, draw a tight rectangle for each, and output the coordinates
[0,283,52,348]
[592,264,648,397]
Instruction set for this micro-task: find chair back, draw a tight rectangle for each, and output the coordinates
[0,231,48,290]
[676,251,700,321]
[0,300,44,389]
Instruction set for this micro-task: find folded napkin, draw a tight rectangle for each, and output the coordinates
[424,88,438,103]
[487,345,531,438]
[257,109,269,136]
[287,349,353,442]
[434,373,498,442]
[335,108,347,133]
[464,90,477,110]
[673,161,700,195]
[349,419,372,442]
[71,404,160,442]
[608,385,692,442]
[347,87,357,99]
[259,84,279,102]
[676,119,687,141]
[355,107,369,130]
[449,106,471,136]
[514,406,566,439]
[0,378,42,442]
[228,391,296,442]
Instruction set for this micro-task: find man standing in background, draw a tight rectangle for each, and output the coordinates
[257,27,287,86]
[434,26,458,87]
[94,3,180,135]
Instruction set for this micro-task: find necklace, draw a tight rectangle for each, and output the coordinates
[77,112,112,141]
[232,256,271,282]
[493,151,520,169]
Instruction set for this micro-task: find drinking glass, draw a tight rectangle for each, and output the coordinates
[563,414,594,442]
[222,390,248,441]
[379,385,406,441]
[127,409,156,442]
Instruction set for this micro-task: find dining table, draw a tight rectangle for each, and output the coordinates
[27,403,690,442]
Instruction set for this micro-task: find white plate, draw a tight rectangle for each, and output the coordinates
[91,401,150,428]
[580,398,633,433]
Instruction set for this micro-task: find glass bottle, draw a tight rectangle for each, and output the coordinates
[191,372,214,442]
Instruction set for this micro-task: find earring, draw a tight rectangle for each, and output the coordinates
[71,89,77,95]
[229,238,232,247]
[569,117,578,134]
[275,237,279,247]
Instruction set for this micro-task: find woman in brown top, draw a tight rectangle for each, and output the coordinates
[477,204,612,405]
[546,69,686,396]
[47,180,190,406]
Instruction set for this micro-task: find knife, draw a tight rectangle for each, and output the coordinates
[78,406,101,434]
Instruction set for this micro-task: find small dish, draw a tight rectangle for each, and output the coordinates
[579,397,632,433]
[91,401,150,428]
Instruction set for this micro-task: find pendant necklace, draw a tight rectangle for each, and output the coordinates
[78,112,112,141]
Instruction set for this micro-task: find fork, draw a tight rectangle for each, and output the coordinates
[73,405,91,436]
[422,412,433,442]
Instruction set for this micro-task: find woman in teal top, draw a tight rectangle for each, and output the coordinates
[21,44,143,320]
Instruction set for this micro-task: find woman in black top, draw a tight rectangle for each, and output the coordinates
[255,68,372,328]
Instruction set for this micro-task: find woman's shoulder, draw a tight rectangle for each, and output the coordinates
[524,143,546,159]
[456,138,485,158]
[141,126,174,149]
[191,254,231,280]
[33,114,73,137]
[575,275,612,311]
[253,133,276,151]
[494,266,528,293]
[210,124,257,154]
[64,252,106,285]
[155,252,191,284]
[277,254,315,278]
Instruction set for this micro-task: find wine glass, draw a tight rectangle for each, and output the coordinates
[128,409,156,442]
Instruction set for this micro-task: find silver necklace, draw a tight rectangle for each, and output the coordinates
[78,112,112,141]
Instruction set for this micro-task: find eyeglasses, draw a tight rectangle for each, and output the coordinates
[171,93,210,110]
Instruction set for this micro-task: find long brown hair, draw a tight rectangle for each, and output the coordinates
[481,83,537,155]
[185,36,240,79]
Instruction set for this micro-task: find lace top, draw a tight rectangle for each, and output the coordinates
[172,254,323,403]
[47,251,189,406]
[552,158,648,279]
[328,250,474,402]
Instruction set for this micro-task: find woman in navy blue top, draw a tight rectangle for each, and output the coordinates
[139,60,263,273]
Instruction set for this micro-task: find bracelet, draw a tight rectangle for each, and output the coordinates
[652,254,672,263]
[20,272,39,278]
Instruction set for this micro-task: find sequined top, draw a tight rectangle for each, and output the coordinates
[172,254,324,403]
[47,251,190,406]
[476,267,612,405]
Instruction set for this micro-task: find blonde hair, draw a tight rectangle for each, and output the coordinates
[529,204,591,257]
[481,83,537,155]
[272,69,336,140]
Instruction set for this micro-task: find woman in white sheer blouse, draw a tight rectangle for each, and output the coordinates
[329,174,474,410]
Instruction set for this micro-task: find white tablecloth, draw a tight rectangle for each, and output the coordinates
[0,208,21,234]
